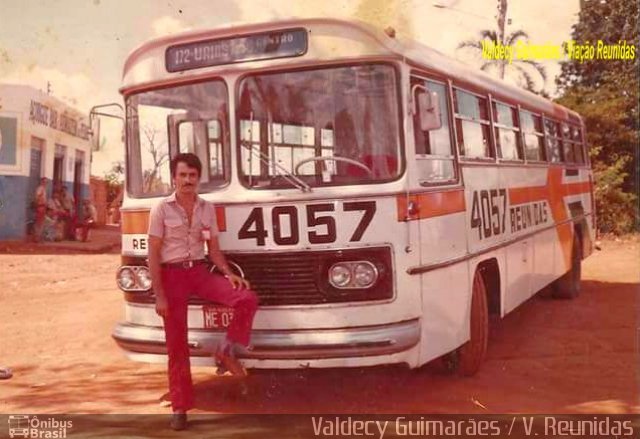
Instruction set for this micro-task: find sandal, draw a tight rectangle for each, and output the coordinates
[214,346,247,377]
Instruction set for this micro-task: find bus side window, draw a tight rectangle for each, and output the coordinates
[454,89,492,159]
[561,123,575,163]
[521,110,546,161]
[544,118,563,163]
[571,126,586,164]
[412,78,456,185]
[493,102,522,160]
[562,124,584,165]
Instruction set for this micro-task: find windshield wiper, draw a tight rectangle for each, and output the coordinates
[242,142,312,192]
[243,112,311,193]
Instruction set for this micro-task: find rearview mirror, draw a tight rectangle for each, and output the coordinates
[417,90,442,131]
[89,103,124,151]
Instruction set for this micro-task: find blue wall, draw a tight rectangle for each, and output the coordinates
[0,176,90,240]
[0,175,30,239]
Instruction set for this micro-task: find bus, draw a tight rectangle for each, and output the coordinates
[112,18,595,375]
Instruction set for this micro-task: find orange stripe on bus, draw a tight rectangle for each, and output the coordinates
[215,206,227,232]
[564,181,591,196]
[121,211,149,234]
[397,189,466,221]
[121,206,227,234]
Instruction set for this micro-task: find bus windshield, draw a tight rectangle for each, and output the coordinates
[126,80,229,198]
[237,63,402,189]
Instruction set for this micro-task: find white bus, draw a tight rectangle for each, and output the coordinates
[112,18,595,375]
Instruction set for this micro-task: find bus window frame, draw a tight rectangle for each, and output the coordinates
[580,123,590,167]
[409,72,460,187]
[561,122,587,167]
[492,98,524,163]
[518,107,547,165]
[542,116,565,165]
[124,76,231,199]
[453,86,496,163]
[234,60,407,190]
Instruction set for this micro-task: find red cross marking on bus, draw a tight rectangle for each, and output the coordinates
[508,167,591,271]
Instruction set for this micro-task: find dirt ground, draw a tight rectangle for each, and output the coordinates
[0,233,638,415]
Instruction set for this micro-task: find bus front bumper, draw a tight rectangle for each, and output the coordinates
[112,319,420,365]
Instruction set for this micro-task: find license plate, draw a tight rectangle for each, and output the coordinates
[202,305,235,329]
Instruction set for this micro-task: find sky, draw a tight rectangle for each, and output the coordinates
[0,0,580,177]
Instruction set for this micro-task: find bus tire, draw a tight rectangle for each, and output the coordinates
[440,269,489,376]
[552,236,582,299]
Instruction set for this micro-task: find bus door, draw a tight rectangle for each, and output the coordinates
[502,176,534,313]
[168,112,226,184]
[493,101,534,313]
[411,75,470,358]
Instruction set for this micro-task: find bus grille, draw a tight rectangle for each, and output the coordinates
[192,247,393,306]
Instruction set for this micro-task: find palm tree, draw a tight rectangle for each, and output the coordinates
[457,29,548,94]
[456,0,546,94]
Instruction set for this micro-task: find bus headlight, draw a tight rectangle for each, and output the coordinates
[117,266,152,292]
[117,268,136,290]
[328,261,379,289]
[329,263,352,288]
[136,267,153,291]
[353,262,378,288]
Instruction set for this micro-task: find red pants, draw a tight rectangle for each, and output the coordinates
[161,264,258,412]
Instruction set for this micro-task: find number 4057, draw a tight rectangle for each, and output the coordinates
[238,201,376,246]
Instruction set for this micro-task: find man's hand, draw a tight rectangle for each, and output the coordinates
[155,295,169,318]
[227,273,251,290]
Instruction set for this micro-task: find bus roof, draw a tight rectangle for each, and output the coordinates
[121,17,580,122]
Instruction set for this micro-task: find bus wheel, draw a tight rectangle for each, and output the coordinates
[457,270,489,376]
[439,270,489,376]
[552,236,582,299]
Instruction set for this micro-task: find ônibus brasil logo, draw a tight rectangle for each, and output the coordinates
[8,415,73,438]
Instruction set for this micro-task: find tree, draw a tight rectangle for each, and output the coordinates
[555,0,639,233]
[457,29,548,93]
[142,126,169,193]
[456,0,547,94]
[104,161,124,205]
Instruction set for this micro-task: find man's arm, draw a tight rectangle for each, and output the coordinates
[207,236,251,290]
[148,203,168,317]
[149,235,169,317]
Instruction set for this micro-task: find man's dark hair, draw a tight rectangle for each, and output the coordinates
[170,153,202,178]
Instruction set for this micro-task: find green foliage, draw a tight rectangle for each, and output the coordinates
[104,161,124,205]
[557,0,639,93]
[555,0,639,234]
[591,150,637,233]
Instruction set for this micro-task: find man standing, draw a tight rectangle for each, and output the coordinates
[60,186,75,239]
[77,199,98,242]
[33,178,47,241]
[148,153,258,431]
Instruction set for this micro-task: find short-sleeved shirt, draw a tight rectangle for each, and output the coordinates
[148,192,219,264]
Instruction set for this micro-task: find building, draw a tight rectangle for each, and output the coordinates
[0,84,92,240]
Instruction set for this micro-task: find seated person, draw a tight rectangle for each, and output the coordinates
[49,190,71,239]
[41,208,58,242]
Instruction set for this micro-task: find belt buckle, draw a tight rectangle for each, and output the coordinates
[182,260,193,269]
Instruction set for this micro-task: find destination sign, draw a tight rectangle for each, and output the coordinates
[166,28,308,72]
